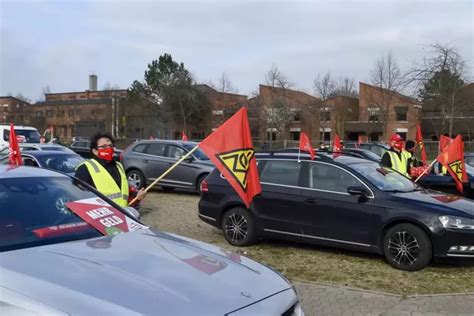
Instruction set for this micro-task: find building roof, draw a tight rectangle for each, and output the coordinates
[359,82,420,105]
[34,99,113,106]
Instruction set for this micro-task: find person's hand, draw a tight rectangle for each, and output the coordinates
[136,188,147,201]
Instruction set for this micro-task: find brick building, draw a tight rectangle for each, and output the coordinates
[421,82,474,140]
[344,82,422,141]
[0,96,32,125]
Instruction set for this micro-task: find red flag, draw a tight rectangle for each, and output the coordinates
[436,135,467,193]
[333,134,342,158]
[299,132,315,160]
[416,123,427,164]
[8,123,23,166]
[182,131,189,141]
[199,108,261,208]
[49,125,54,143]
[439,135,452,153]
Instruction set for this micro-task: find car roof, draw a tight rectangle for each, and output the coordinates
[255,151,369,165]
[21,150,80,157]
[134,139,199,146]
[0,165,69,178]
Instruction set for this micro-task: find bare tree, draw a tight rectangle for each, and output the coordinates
[261,65,294,147]
[217,72,238,93]
[368,51,407,137]
[410,43,468,137]
[313,71,358,100]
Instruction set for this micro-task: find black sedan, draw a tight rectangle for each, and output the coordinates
[70,140,122,159]
[198,153,474,271]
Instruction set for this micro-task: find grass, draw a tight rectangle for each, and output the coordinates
[220,240,474,296]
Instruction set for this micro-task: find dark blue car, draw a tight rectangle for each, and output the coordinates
[199,152,474,271]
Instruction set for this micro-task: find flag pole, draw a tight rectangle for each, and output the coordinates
[129,145,200,206]
[414,158,437,182]
[298,148,301,163]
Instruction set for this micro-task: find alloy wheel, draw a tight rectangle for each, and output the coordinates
[128,172,142,188]
[387,230,420,266]
[224,213,248,243]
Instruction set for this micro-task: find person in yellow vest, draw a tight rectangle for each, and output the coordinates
[381,134,410,178]
[75,133,146,207]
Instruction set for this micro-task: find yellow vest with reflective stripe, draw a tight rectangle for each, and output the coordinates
[80,159,129,207]
[387,151,409,178]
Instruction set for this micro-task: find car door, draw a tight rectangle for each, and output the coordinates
[161,144,196,188]
[251,159,304,235]
[299,161,375,246]
[142,142,170,183]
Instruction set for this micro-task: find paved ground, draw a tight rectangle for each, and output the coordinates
[140,190,474,315]
[294,281,474,315]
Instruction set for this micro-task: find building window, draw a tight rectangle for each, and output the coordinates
[368,107,380,122]
[395,106,408,122]
[68,110,74,117]
[35,111,43,117]
[75,109,81,115]
[293,111,301,122]
[320,107,331,122]
[290,131,300,141]
[46,110,54,117]
[319,128,331,142]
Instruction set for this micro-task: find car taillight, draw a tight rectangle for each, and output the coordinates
[200,179,209,193]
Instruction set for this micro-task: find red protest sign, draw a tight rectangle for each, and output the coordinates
[66,198,147,236]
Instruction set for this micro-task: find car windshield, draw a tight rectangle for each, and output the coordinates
[4,129,41,143]
[0,177,104,252]
[182,143,210,160]
[37,154,84,173]
[350,162,419,192]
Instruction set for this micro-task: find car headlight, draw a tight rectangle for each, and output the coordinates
[439,215,474,230]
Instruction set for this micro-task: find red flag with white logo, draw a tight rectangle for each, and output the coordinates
[299,132,315,160]
[8,123,23,166]
[198,108,261,208]
[333,134,342,158]
[436,135,467,193]
[182,131,189,141]
[416,123,427,165]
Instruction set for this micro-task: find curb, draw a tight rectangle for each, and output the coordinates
[292,279,474,298]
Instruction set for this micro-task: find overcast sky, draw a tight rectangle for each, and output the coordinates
[0,0,472,101]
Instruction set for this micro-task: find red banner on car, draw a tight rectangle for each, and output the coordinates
[66,198,147,236]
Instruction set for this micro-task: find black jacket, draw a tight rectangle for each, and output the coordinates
[75,158,122,189]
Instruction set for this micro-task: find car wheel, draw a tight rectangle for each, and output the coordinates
[221,207,257,246]
[127,170,145,189]
[383,223,432,271]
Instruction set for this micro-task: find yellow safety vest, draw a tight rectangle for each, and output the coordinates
[387,151,409,178]
[79,159,129,207]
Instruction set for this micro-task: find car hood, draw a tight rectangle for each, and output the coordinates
[390,190,474,217]
[0,229,291,315]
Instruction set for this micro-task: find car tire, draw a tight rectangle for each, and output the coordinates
[221,207,257,246]
[383,223,432,271]
[127,169,146,189]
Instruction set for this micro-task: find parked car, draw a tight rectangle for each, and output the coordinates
[70,140,122,159]
[0,150,84,176]
[199,152,474,271]
[0,166,302,315]
[344,142,390,157]
[466,152,474,168]
[0,125,41,151]
[0,143,75,156]
[340,148,382,162]
[121,140,215,191]
[417,163,474,199]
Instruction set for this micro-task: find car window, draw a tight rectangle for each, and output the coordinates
[23,157,39,167]
[0,177,102,252]
[260,160,301,186]
[132,143,147,153]
[309,163,360,193]
[74,141,88,148]
[350,162,418,192]
[4,129,41,143]
[466,157,474,168]
[146,143,166,157]
[37,154,84,174]
[166,145,185,159]
[182,143,210,160]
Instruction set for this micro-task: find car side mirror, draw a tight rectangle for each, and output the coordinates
[124,206,141,220]
[347,186,368,197]
[185,156,194,163]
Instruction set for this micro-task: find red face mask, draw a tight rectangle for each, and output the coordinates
[393,142,403,150]
[97,147,114,161]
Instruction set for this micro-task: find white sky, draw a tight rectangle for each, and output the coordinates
[0,0,472,101]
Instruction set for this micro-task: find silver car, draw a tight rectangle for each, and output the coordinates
[122,140,215,192]
[0,166,303,315]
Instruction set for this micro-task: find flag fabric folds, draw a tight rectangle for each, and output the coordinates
[436,135,467,193]
[182,131,189,141]
[439,135,452,153]
[299,132,315,160]
[8,123,23,166]
[415,123,427,165]
[333,134,342,158]
[198,108,261,208]
[356,135,363,148]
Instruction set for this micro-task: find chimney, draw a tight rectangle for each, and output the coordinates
[89,74,98,91]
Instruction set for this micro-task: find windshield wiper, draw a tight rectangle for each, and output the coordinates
[383,189,414,193]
